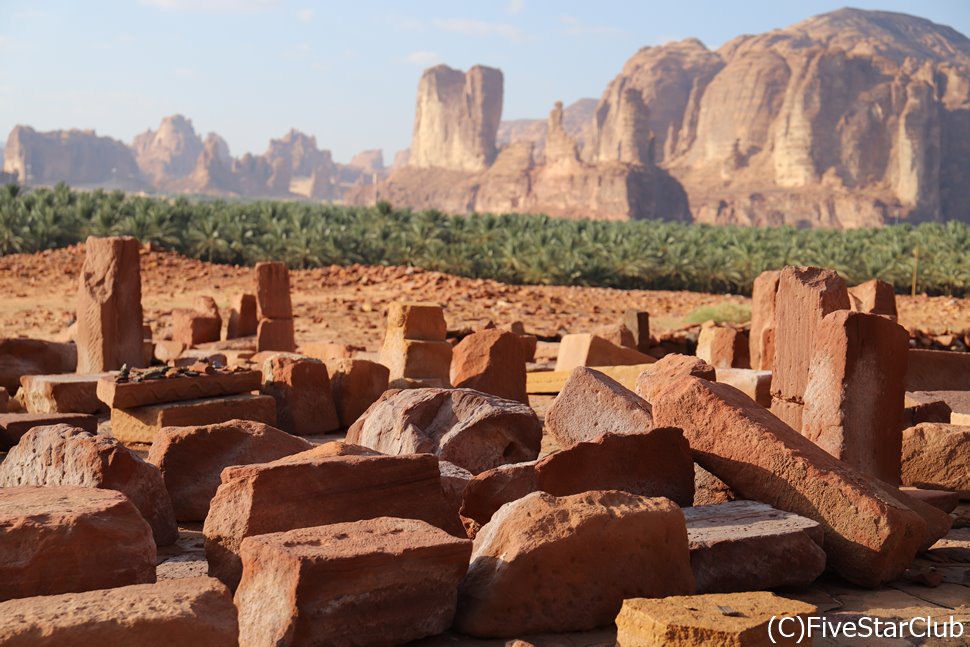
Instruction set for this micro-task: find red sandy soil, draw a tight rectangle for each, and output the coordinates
[1,245,968,350]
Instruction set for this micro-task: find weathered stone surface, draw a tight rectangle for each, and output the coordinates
[0,424,177,545]
[254,261,292,320]
[652,376,927,587]
[172,308,221,347]
[554,333,654,372]
[347,388,540,474]
[256,317,295,352]
[715,368,772,407]
[204,451,462,587]
[147,419,313,521]
[439,460,473,517]
[901,423,970,498]
[0,577,238,647]
[110,393,277,444]
[0,412,97,450]
[303,341,356,361]
[0,486,156,600]
[410,64,503,172]
[635,353,715,403]
[592,323,637,349]
[454,491,695,637]
[76,236,145,373]
[384,302,448,341]
[770,266,850,431]
[381,338,452,386]
[684,501,826,593]
[693,464,735,506]
[459,461,537,537]
[802,310,909,483]
[623,310,651,353]
[19,372,110,414]
[535,430,694,507]
[696,325,750,369]
[235,518,472,646]
[891,485,954,552]
[615,592,817,647]
[96,368,260,408]
[226,293,257,339]
[260,354,339,435]
[904,391,954,426]
[546,367,654,449]
[749,270,780,371]
[325,358,390,427]
[900,486,960,513]
[153,339,185,363]
[0,338,77,393]
[173,349,227,368]
[905,348,970,391]
[849,278,898,318]
[450,329,528,404]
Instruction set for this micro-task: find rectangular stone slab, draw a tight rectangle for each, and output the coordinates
[0,413,98,450]
[714,368,771,407]
[683,500,825,593]
[97,370,261,408]
[0,577,237,646]
[905,349,970,391]
[20,373,114,414]
[110,394,276,444]
[651,376,927,588]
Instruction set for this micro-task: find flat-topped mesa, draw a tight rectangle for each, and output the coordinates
[409,64,504,172]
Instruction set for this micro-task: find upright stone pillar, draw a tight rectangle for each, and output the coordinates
[801,310,908,483]
[769,266,849,431]
[76,236,145,372]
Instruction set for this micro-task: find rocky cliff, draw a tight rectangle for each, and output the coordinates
[3,126,145,189]
[409,65,504,172]
[592,9,970,226]
[132,115,204,186]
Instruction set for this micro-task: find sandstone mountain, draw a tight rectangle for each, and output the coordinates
[409,65,504,172]
[594,9,970,226]
[3,8,969,227]
[3,126,145,189]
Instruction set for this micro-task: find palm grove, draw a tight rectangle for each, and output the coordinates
[1,183,969,296]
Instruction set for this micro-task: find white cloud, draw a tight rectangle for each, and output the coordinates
[506,0,525,15]
[404,50,440,66]
[140,0,279,13]
[559,15,624,38]
[431,18,522,40]
[296,8,313,23]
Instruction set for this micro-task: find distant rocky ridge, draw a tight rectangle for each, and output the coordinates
[2,116,384,200]
[4,8,970,226]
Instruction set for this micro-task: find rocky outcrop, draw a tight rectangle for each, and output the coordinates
[177,134,237,195]
[362,99,691,221]
[263,129,338,198]
[654,9,970,227]
[132,115,204,185]
[497,98,597,158]
[409,65,504,172]
[3,126,144,189]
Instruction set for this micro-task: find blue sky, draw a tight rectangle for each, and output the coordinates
[1,1,968,163]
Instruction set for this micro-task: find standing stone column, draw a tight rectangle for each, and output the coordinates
[76,236,145,373]
[749,270,780,371]
[801,310,908,483]
[769,266,849,431]
[255,262,295,352]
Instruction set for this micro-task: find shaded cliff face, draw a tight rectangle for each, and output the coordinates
[591,8,970,227]
[132,115,203,185]
[497,98,597,158]
[3,126,145,189]
[354,100,691,222]
[409,64,504,172]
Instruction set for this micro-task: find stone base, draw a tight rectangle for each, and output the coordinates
[110,394,276,444]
